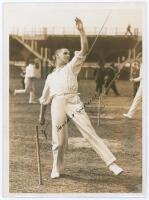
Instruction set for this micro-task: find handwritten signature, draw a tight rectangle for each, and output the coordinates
[56,93,97,132]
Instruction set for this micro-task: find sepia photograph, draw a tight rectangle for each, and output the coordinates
[2,1,147,197]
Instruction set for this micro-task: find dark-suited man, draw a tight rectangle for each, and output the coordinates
[104,63,120,96]
[94,63,105,96]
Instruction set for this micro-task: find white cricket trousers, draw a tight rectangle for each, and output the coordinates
[51,94,116,174]
[127,82,142,117]
[15,77,36,102]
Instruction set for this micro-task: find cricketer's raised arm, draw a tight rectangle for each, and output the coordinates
[75,17,89,56]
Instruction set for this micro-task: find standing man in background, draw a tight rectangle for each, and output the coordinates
[104,63,120,96]
[94,61,105,97]
[125,24,133,36]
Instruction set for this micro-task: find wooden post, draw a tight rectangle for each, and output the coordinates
[35,126,43,185]
[97,96,100,126]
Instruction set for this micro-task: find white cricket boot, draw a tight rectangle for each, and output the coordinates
[50,170,60,179]
[123,113,133,119]
[109,163,124,176]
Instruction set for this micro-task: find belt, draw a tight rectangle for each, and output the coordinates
[53,92,80,96]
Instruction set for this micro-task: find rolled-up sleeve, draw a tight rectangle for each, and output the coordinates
[133,76,142,82]
[40,78,51,105]
[67,51,87,75]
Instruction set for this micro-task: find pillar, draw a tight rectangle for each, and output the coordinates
[132,48,136,60]
[34,40,37,51]
[44,48,48,59]
[31,40,34,50]
[85,69,88,80]
[117,56,120,64]
[128,48,132,60]
[48,48,51,60]
[40,47,44,59]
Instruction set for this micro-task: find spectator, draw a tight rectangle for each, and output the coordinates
[93,62,105,96]
[125,24,133,36]
[104,63,120,96]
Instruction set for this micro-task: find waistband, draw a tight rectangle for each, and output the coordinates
[53,92,80,97]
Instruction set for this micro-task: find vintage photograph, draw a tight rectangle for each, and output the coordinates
[3,1,146,197]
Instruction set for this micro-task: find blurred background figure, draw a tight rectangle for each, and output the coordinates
[123,62,142,119]
[125,24,133,36]
[14,58,41,104]
[93,61,105,97]
[104,63,120,96]
[130,61,140,97]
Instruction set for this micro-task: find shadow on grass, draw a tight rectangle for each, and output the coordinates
[60,171,142,193]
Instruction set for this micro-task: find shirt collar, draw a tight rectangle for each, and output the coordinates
[54,66,64,72]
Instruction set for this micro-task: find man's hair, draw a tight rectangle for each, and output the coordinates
[55,48,63,55]
[52,49,62,61]
[52,48,69,61]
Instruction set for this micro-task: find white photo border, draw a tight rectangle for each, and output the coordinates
[1,0,149,199]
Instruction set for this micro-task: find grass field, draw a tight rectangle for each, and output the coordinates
[9,74,142,195]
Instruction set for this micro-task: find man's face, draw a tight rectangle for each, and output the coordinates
[56,48,70,65]
[132,62,139,69]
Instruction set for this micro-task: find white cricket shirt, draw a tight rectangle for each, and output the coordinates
[40,51,86,105]
[25,63,41,79]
